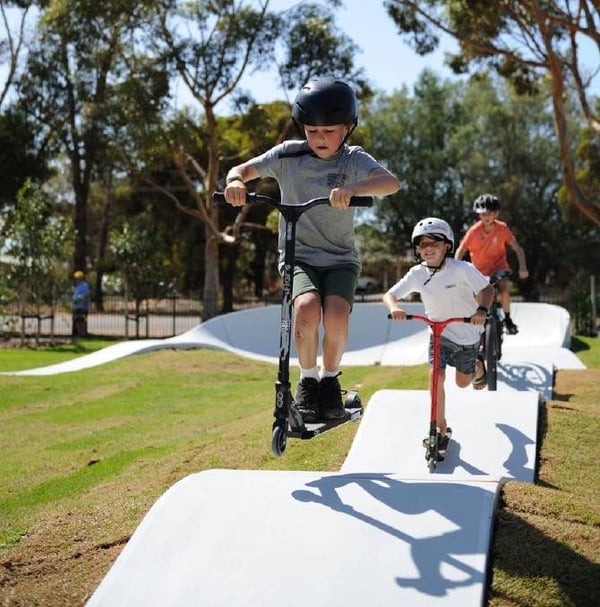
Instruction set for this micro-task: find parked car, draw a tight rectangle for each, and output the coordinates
[355,276,380,295]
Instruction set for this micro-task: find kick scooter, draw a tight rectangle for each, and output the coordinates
[389,312,470,473]
[213,191,372,456]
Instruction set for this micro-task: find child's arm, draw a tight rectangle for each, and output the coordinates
[330,167,400,208]
[472,284,495,325]
[223,163,261,206]
[383,291,407,320]
[507,239,529,279]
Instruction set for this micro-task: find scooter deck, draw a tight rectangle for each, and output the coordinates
[287,407,363,439]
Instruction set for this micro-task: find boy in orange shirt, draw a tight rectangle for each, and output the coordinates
[455,194,528,334]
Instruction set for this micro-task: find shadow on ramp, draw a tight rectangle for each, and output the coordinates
[86,469,502,607]
[341,390,540,482]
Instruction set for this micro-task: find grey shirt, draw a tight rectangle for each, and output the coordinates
[249,140,382,270]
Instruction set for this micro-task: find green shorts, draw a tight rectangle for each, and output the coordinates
[292,263,359,306]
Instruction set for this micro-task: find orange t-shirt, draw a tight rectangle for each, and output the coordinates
[458,220,515,276]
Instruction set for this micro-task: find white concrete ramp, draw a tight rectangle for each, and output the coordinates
[3,302,583,375]
[19,301,580,606]
[341,390,540,481]
[86,469,502,607]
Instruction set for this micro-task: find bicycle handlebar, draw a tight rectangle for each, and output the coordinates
[212,191,373,210]
[489,269,513,286]
[387,312,471,324]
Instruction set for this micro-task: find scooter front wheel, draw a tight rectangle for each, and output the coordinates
[271,424,287,457]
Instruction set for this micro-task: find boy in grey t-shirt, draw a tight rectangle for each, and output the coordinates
[224,78,400,422]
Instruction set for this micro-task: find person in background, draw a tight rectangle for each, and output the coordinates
[384,217,494,448]
[224,77,400,422]
[455,194,529,334]
[72,270,91,337]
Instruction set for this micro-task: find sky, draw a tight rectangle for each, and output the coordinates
[238,0,460,102]
[172,0,462,110]
[184,0,599,112]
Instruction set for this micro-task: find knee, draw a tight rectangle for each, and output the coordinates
[294,293,321,327]
[455,373,471,388]
[323,296,350,329]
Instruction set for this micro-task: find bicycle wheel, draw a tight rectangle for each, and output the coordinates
[485,319,498,391]
[496,316,503,361]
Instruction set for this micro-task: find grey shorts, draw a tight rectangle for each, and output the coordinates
[429,336,479,374]
[292,263,359,306]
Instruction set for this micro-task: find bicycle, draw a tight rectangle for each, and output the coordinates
[213,191,373,456]
[481,269,512,391]
[388,312,470,473]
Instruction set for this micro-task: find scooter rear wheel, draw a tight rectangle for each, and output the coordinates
[344,390,362,409]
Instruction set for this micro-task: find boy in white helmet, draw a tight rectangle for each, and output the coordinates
[224,78,400,422]
[383,217,494,447]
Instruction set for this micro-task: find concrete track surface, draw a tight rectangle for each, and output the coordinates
[6,302,583,606]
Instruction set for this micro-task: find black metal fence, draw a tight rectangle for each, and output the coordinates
[0,294,276,344]
[1,288,596,346]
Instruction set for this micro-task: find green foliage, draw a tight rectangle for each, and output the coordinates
[568,271,598,336]
[3,179,72,309]
[110,217,174,301]
[363,72,599,304]
[0,106,52,208]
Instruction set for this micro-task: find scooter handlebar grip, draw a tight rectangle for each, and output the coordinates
[349,196,374,207]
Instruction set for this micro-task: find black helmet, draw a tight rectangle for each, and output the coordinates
[292,78,358,128]
[473,193,500,213]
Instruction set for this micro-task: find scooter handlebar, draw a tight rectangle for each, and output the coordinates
[212,191,373,208]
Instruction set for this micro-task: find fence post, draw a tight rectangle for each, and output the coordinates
[591,275,598,335]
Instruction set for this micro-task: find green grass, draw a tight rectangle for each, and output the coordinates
[0,337,115,371]
[0,336,598,606]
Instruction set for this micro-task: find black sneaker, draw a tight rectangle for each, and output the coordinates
[504,317,519,335]
[438,428,452,453]
[294,378,320,423]
[319,374,346,420]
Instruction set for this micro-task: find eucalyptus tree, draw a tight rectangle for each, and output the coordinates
[384,0,600,225]
[0,3,52,208]
[0,0,36,108]
[17,0,167,274]
[364,73,590,299]
[149,0,365,319]
[448,76,573,300]
[365,71,466,257]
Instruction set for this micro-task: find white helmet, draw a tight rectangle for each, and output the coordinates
[411,217,454,252]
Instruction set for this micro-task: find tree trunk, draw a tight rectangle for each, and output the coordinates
[202,224,220,321]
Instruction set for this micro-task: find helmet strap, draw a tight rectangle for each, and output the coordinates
[422,258,446,286]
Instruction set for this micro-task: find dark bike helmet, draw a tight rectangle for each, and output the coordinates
[473,193,500,213]
[292,78,358,130]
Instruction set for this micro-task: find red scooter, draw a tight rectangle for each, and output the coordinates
[389,313,470,472]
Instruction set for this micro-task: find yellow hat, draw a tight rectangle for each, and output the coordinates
[74,270,85,279]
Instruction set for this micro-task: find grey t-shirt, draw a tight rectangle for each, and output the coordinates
[249,140,382,270]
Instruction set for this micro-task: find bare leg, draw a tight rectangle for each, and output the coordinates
[431,366,447,435]
[293,291,322,369]
[465,358,487,390]
[321,295,351,372]
[498,279,511,315]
